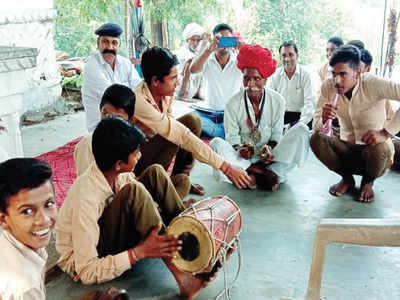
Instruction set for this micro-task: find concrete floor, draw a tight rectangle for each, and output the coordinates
[19,106,400,300]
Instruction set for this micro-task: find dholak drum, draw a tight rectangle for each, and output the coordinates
[167,195,242,274]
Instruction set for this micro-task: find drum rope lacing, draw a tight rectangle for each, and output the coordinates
[185,196,242,300]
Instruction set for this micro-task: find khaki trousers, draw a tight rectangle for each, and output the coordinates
[310,132,391,179]
[97,164,185,257]
[134,113,202,198]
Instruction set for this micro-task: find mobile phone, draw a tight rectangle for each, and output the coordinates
[218,36,238,48]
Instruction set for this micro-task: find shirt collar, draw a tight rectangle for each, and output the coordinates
[87,162,114,204]
[279,64,300,77]
[351,76,361,97]
[210,52,235,67]
[138,81,170,113]
[2,230,47,263]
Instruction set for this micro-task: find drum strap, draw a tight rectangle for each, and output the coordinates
[215,238,242,300]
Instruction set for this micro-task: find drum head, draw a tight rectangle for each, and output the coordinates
[167,215,214,273]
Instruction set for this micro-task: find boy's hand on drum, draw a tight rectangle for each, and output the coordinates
[220,161,252,189]
[134,223,182,260]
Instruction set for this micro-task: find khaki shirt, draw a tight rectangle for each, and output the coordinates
[133,82,224,169]
[74,134,94,177]
[318,62,330,82]
[314,73,400,157]
[56,163,134,284]
[0,230,47,300]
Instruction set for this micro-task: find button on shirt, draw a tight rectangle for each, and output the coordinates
[314,73,400,157]
[56,163,135,284]
[203,52,243,110]
[82,52,142,132]
[224,87,285,155]
[0,230,47,300]
[267,64,317,125]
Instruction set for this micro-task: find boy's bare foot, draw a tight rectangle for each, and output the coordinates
[164,258,221,300]
[329,177,355,196]
[358,178,375,203]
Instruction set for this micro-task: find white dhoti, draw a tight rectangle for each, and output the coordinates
[210,123,310,184]
[0,146,9,163]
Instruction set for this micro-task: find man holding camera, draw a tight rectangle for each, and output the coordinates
[190,23,243,138]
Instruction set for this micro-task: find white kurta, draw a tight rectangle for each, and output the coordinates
[267,64,317,125]
[202,52,243,110]
[82,52,142,132]
[0,146,8,163]
[175,44,203,99]
[210,88,310,183]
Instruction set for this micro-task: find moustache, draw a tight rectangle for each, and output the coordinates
[102,49,116,55]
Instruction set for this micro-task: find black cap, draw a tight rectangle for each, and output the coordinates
[95,23,123,37]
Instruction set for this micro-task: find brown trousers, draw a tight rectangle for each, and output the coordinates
[96,164,185,257]
[134,113,202,198]
[310,132,392,179]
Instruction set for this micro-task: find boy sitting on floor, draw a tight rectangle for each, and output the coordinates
[0,158,125,300]
[74,83,190,199]
[57,117,220,299]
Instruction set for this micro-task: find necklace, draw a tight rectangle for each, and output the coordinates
[244,90,265,144]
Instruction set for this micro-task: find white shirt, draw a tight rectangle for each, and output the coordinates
[0,230,47,300]
[224,87,285,155]
[267,64,316,125]
[82,52,142,132]
[202,52,243,110]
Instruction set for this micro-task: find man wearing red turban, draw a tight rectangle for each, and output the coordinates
[210,44,310,190]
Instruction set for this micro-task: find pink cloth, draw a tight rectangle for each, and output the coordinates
[36,137,82,208]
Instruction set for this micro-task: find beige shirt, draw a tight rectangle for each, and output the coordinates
[56,162,135,284]
[267,64,317,125]
[0,230,47,300]
[318,62,330,82]
[74,134,94,177]
[133,82,224,169]
[314,73,400,156]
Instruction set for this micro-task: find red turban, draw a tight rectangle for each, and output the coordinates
[237,45,277,78]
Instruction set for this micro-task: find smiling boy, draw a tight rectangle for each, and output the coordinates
[0,158,56,299]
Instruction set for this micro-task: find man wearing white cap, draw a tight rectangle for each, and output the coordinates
[175,23,208,100]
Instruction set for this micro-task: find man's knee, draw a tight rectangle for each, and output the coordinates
[310,132,324,154]
[365,142,391,160]
[144,164,169,179]
[209,137,224,148]
[178,112,202,136]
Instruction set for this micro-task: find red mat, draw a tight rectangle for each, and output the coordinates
[36,137,82,208]
[36,137,211,208]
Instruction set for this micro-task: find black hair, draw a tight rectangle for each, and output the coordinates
[212,23,233,36]
[328,36,344,47]
[141,46,179,87]
[0,158,52,213]
[279,40,298,54]
[92,117,145,172]
[360,49,373,67]
[329,45,361,69]
[100,84,136,119]
[346,40,365,50]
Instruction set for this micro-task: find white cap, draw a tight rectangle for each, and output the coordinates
[183,23,204,40]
